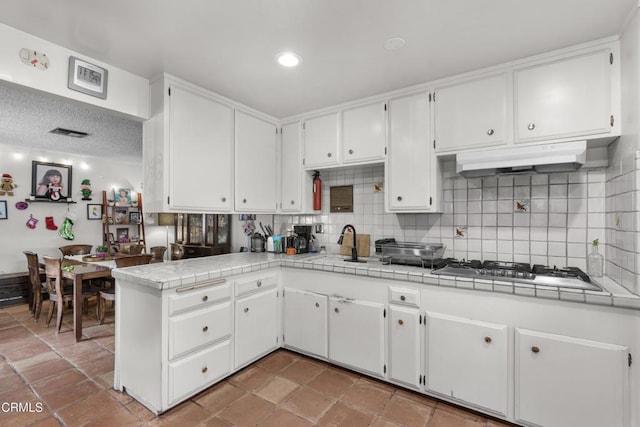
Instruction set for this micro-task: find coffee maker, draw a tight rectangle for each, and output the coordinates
[293,225,312,254]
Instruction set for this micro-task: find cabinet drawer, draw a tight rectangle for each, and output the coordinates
[169,301,232,360]
[168,281,230,316]
[235,274,277,297]
[388,286,419,307]
[168,339,231,405]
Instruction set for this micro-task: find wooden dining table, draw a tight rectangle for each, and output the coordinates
[60,258,113,342]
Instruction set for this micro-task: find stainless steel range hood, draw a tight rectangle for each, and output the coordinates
[455,141,587,178]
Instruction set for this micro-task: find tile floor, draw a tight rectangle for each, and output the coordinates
[0,302,515,426]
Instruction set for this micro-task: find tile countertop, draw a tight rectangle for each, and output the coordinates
[111,252,640,311]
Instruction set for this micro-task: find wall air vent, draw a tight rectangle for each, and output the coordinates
[49,127,90,138]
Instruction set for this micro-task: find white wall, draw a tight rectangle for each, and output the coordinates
[0,23,148,120]
[0,142,154,273]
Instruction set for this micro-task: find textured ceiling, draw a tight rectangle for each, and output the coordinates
[0,84,142,162]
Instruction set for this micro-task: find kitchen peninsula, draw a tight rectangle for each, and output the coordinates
[113,252,639,427]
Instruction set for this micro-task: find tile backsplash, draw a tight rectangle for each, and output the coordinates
[275,146,640,295]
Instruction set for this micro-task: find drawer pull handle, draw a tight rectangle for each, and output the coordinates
[484,336,492,343]
[244,307,249,313]
[203,326,208,333]
[257,281,262,287]
[202,366,208,373]
[202,295,208,302]
[334,307,339,313]
[398,319,404,325]
[315,302,320,308]
[175,278,226,293]
[531,346,540,353]
[400,295,406,301]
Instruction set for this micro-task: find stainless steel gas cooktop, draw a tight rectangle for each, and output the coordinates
[430,259,602,291]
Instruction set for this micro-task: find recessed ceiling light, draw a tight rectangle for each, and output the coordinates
[276,52,302,67]
[384,37,406,51]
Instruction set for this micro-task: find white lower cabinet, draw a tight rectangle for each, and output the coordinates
[515,328,628,427]
[328,296,385,377]
[235,288,279,368]
[388,305,421,389]
[427,312,508,416]
[283,288,328,358]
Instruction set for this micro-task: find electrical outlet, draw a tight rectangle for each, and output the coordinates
[314,224,324,234]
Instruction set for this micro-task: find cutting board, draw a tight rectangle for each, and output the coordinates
[339,233,370,257]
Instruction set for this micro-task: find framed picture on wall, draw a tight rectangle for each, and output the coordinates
[87,204,103,220]
[31,161,72,200]
[0,201,7,219]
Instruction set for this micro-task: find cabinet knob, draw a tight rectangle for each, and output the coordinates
[315,302,320,308]
[221,197,226,202]
[398,319,404,325]
[348,149,354,155]
[400,295,406,301]
[531,346,540,353]
[203,326,208,333]
[484,336,492,343]
[202,366,208,373]
[397,196,402,202]
[242,199,247,203]
[334,307,339,313]
[290,200,295,205]
[327,152,332,158]
[244,307,249,313]
[256,280,262,287]
[202,295,208,302]
[527,123,536,131]
[487,128,494,136]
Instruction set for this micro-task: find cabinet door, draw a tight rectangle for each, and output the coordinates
[283,288,328,358]
[515,49,612,142]
[169,84,233,211]
[427,312,508,416]
[386,92,434,211]
[280,122,303,212]
[235,288,279,368]
[342,101,386,164]
[328,297,385,377]
[434,73,508,152]
[389,305,421,389]
[303,113,340,168]
[516,328,628,427]
[235,110,277,212]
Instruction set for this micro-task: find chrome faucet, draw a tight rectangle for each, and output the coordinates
[337,224,358,262]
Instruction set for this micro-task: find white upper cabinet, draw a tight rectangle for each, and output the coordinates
[434,73,509,152]
[515,328,628,427]
[514,48,614,143]
[280,122,306,213]
[386,91,441,212]
[144,76,234,213]
[234,110,277,212]
[342,101,386,164]
[303,112,340,169]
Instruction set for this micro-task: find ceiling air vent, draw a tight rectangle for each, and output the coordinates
[49,127,90,138]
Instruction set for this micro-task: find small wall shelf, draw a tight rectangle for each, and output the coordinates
[24,198,77,204]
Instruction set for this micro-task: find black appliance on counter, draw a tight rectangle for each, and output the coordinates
[288,225,312,254]
[431,259,601,291]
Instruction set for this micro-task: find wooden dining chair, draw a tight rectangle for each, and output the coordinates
[23,251,48,321]
[42,256,96,333]
[128,245,144,255]
[97,254,153,324]
[58,244,93,256]
[150,246,167,263]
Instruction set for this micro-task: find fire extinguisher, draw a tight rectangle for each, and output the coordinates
[313,170,322,211]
